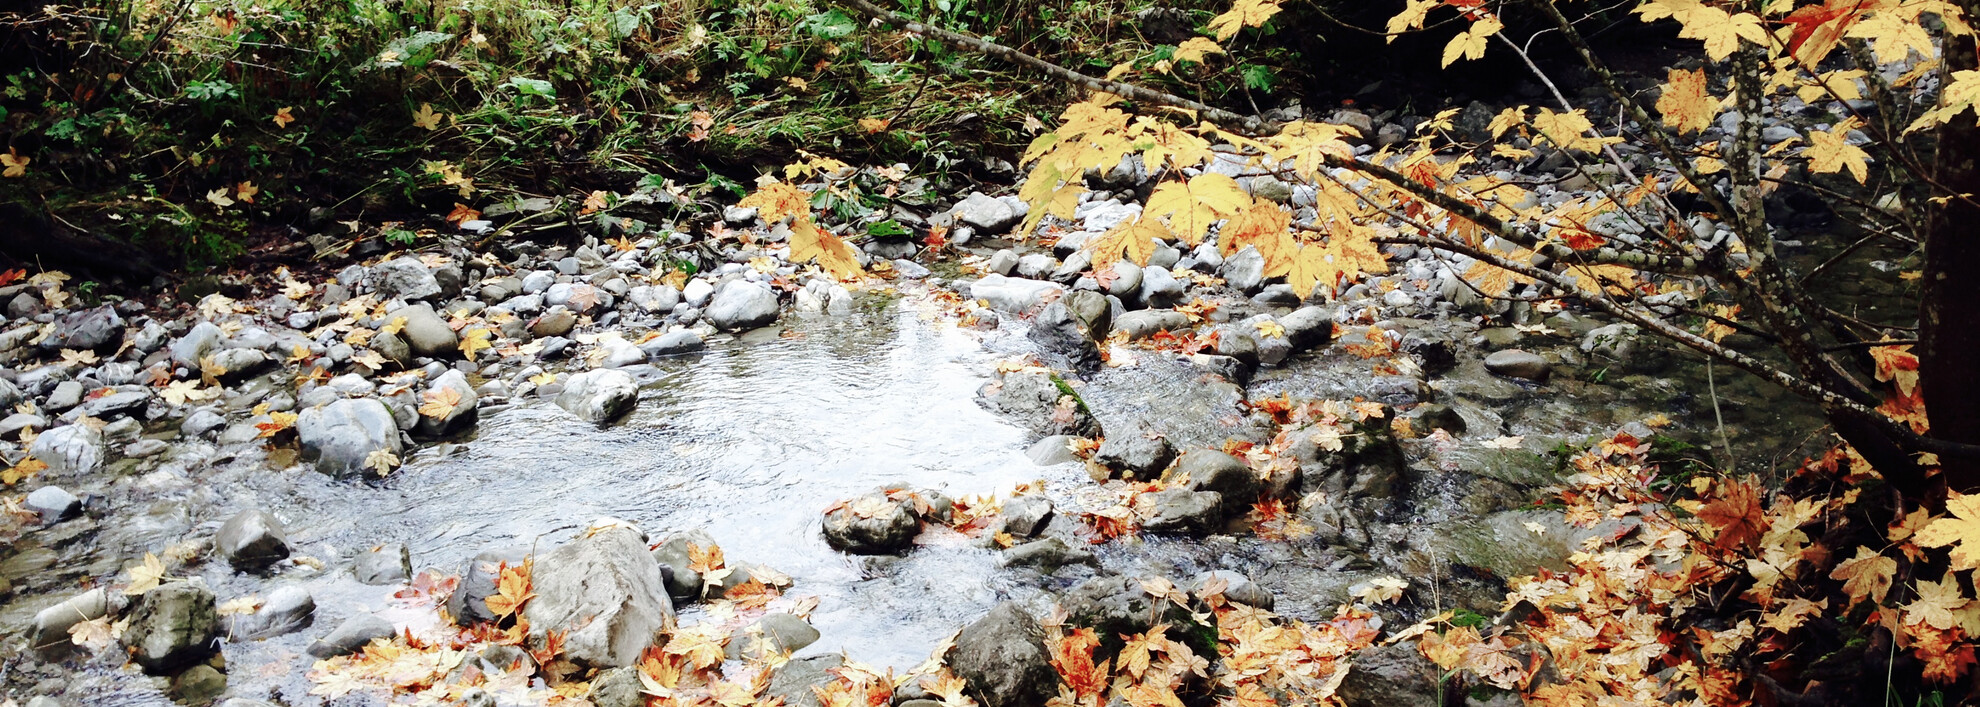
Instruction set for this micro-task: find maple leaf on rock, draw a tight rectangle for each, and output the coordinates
[484,560,535,618]
[124,552,168,595]
[419,387,463,419]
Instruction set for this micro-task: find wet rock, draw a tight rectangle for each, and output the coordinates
[448,547,529,625]
[25,485,80,521]
[297,398,402,477]
[589,667,646,707]
[1210,328,1260,367]
[531,307,579,338]
[229,585,315,640]
[987,250,1021,276]
[822,492,920,555]
[594,337,647,368]
[1300,497,1368,547]
[1405,403,1466,433]
[726,613,820,660]
[949,602,1057,707]
[1106,261,1143,299]
[354,543,412,585]
[1137,266,1184,308]
[1093,420,1175,478]
[651,530,716,601]
[169,665,228,704]
[527,522,676,667]
[42,305,124,352]
[415,369,479,436]
[208,347,273,383]
[1027,302,1101,373]
[1278,306,1336,352]
[79,389,151,419]
[45,381,83,411]
[1400,330,1459,374]
[1139,489,1223,535]
[1191,570,1273,610]
[1335,642,1441,707]
[0,411,44,439]
[1483,348,1550,381]
[683,279,715,307]
[28,423,103,476]
[181,408,226,438]
[1025,435,1078,465]
[555,369,639,423]
[768,654,845,707]
[1114,310,1189,340]
[388,303,458,359]
[216,509,290,571]
[31,588,113,650]
[952,193,1022,233]
[999,537,1095,572]
[706,280,781,331]
[171,321,226,369]
[1061,576,1179,644]
[641,329,705,358]
[985,371,1100,439]
[124,581,221,674]
[969,275,1064,313]
[999,495,1055,539]
[307,613,396,658]
[1178,449,1258,503]
[1223,246,1266,293]
[371,257,443,301]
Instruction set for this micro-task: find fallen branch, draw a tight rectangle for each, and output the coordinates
[836,0,1273,135]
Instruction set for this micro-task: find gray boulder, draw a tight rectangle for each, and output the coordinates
[531,307,579,338]
[641,329,705,358]
[768,655,845,707]
[30,588,114,650]
[1026,302,1102,373]
[554,369,639,423]
[726,613,821,660]
[1137,265,1185,308]
[1335,642,1442,707]
[171,322,226,370]
[216,509,290,571]
[1138,489,1223,535]
[1278,306,1336,351]
[969,275,1064,313]
[229,585,315,640]
[307,613,396,658]
[651,529,716,601]
[371,257,442,301]
[28,424,103,477]
[414,369,479,437]
[952,193,1021,233]
[25,485,80,520]
[705,280,781,331]
[1093,420,1175,478]
[589,667,646,707]
[1484,348,1551,381]
[822,492,921,555]
[999,495,1055,539]
[124,582,221,674]
[985,371,1101,438]
[949,602,1056,707]
[1223,246,1266,293]
[1114,310,1189,340]
[297,398,402,477]
[447,547,529,626]
[1025,435,1078,466]
[1190,570,1273,610]
[42,305,124,352]
[387,303,458,358]
[999,537,1095,573]
[525,523,676,667]
[1178,449,1259,505]
[354,543,412,585]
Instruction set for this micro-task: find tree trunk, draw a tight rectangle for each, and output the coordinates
[1918,8,1980,495]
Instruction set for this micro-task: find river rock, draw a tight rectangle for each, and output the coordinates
[651,530,716,601]
[181,408,226,438]
[641,329,705,358]
[1335,642,1441,707]
[822,492,920,554]
[1093,420,1174,478]
[526,522,676,667]
[45,381,82,411]
[1027,302,1101,373]
[307,613,396,658]
[448,547,530,625]
[124,581,221,674]
[42,305,124,352]
[1106,261,1143,299]
[371,257,443,301]
[589,667,645,707]
[25,485,80,520]
[171,321,226,369]
[987,250,1020,276]
[388,303,458,358]
[1114,309,1188,340]
[1025,435,1078,465]
[1138,489,1223,535]
[216,509,290,571]
[985,371,1101,438]
[531,306,579,338]
[415,369,479,436]
[969,275,1063,313]
[28,423,102,476]
[726,613,820,660]
[229,585,315,640]
[952,193,1021,233]
[297,398,402,477]
[949,602,1056,707]
[1178,449,1258,503]
[1483,348,1550,381]
[1137,265,1184,308]
[555,369,639,423]
[1191,570,1273,610]
[170,665,228,704]
[999,537,1095,572]
[353,543,411,585]
[1278,305,1336,351]
[1223,246,1266,293]
[706,280,780,331]
[31,588,113,650]
[999,495,1055,539]
[768,654,845,707]
[79,389,150,419]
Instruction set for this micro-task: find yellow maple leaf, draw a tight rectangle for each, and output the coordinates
[364,448,400,475]
[272,106,295,128]
[1386,0,1438,42]
[484,560,535,617]
[1846,10,1935,62]
[1441,15,1502,67]
[1656,68,1718,134]
[1904,576,1970,631]
[236,181,259,204]
[1088,216,1171,266]
[1207,0,1282,41]
[412,103,444,131]
[1145,174,1247,246]
[1830,545,1897,607]
[857,117,890,133]
[419,387,463,419]
[1174,37,1226,64]
[789,217,863,279]
[1917,491,1980,571]
[1,147,27,178]
[1802,117,1871,184]
[738,181,812,224]
[124,553,168,595]
[459,328,493,361]
[1216,197,1293,265]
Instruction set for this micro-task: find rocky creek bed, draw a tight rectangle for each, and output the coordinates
[0,150,1834,706]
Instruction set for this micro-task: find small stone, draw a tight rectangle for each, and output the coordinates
[354,543,412,585]
[1025,436,1077,466]
[822,492,920,555]
[1483,348,1551,381]
[999,537,1095,572]
[371,256,443,300]
[1178,449,1258,503]
[1138,489,1223,535]
[999,495,1055,539]
[296,398,402,477]
[30,588,112,650]
[24,486,80,521]
[1093,421,1175,477]
[307,613,396,658]
[641,330,705,358]
[229,585,315,640]
[949,602,1057,707]
[387,303,459,359]
[1191,570,1273,610]
[124,582,221,674]
[705,281,781,332]
[526,523,675,667]
[216,509,291,571]
[951,193,1021,233]
[169,665,228,704]
[28,424,103,477]
[726,613,820,660]
[555,369,640,423]
[531,307,579,338]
